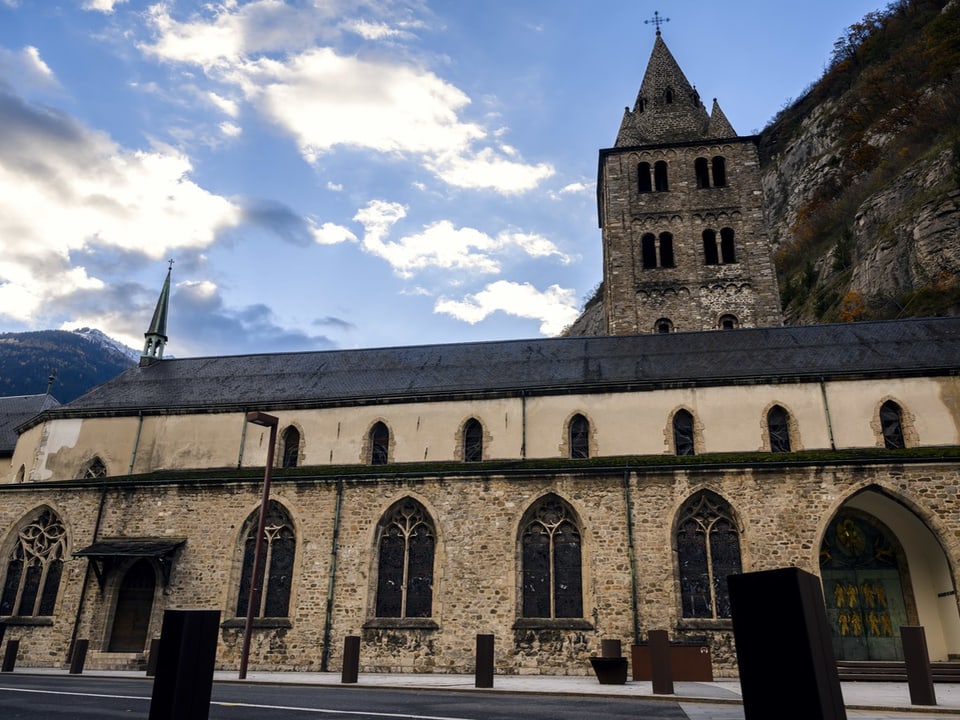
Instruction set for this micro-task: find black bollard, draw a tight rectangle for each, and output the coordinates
[341,636,360,684]
[2,639,19,672]
[148,610,220,720]
[475,634,494,688]
[649,630,674,695]
[69,639,89,675]
[145,638,161,677]
[901,626,936,706]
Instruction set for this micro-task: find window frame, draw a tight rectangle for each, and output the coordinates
[373,498,437,620]
[0,507,67,619]
[234,500,296,620]
[519,495,584,621]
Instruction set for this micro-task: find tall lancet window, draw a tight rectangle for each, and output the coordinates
[375,499,436,618]
[521,495,583,619]
[235,500,295,619]
[676,491,741,619]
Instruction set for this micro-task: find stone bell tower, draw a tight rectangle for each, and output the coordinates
[596,27,782,335]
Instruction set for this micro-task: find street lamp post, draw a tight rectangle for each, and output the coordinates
[238,411,279,680]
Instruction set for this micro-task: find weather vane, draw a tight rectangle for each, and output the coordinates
[645,10,670,34]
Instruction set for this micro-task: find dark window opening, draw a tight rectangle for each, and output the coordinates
[655,318,673,334]
[767,405,791,453]
[664,87,674,104]
[281,427,300,468]
[375,499,435,618]
[719,314,738,330]
[712,156,727,187]
[463,418,483,462]
[521,496,583,619]
[695,157,710,188]
[638,96,646,113]
[641,234,658,269]
[702,230,719,265]
[236,500,295,618]
[677,491,741,619]
[654,161,669,192]
[638,162,652,193]
[569,414,589,459]
[0,508,66,617]
[84,457,107,479]
[880,401,905,449]
[659,233,675,268]
[720,228,736,264]
[673,410,695,456]
[370,422,389,465]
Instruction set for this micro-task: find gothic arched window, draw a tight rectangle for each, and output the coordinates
[638,162,652,193]
[370,422,389,465]
[1,508,67,617]
[375,499,435,618]
[521,495,583,619]
[880,401,905,449]
[281,426,300,469]
[702,229,719,265]
[84,457,107,479]
[659,232,675,268]
[720,228,737,264]
[235,500,295,618]
[767,405,792,453]
[641,233,658,269]
[695,157,710,188]
[463,418,483,462]
[673,409,695,456]
[654,161,669,192]
[711,156,727,187]
[569,414,590,459]
[676,490,742,619]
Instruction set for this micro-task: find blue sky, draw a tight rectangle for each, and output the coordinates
[0,0,887,357]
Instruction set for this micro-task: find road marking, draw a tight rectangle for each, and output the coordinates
[0,686,476,720]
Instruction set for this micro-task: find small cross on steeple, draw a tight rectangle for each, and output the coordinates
[645,10,670,35]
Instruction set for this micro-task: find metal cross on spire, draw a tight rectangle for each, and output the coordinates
[167,258,175,270]
[644,10,670,34]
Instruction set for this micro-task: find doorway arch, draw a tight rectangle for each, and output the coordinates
[820,489,960,662]
[108,560,156,652]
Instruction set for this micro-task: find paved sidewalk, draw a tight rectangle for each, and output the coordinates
[14,667,960,718]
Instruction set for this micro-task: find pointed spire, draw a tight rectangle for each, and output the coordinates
[615,33,713,146]
[707,98,737,138]
[142,261,172,363]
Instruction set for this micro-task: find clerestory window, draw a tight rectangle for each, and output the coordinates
[767,405,792,453]
[879,401,905,449]
[463,418,483,462]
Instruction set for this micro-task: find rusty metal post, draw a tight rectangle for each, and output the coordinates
[901,626,937,706]
[69,639,89,674]
[649,630,674,695]
[601,639,622,658]
[2,639,19,672]
[475,634,494,688]
[341,635,360,684]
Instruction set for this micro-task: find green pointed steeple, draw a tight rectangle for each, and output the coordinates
[142,262,172,362]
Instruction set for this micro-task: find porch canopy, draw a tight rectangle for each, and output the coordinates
[73,537,185,586]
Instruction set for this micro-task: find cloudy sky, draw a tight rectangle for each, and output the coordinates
[0,0,886,358]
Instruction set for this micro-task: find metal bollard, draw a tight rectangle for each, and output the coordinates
[901,626,936,706]
[475,634,494,688]
[69,639,89,675]
[145,638,161,677]
[649,630,674,695]
[2,639,19,672]
[341,636,360,684]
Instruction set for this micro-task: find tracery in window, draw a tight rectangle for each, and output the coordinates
[235,500,295,618]
[521,495,583,619]
[638,162,652,193]
[84,457,107,479]
[673,409,695,456]
[676,490,742,619]
[370,422,389,465]
[281,426,300,469]
[767,405,791,453]
[654,161,669,192]
[569,414,590,459]
[463,418,483,462]
[711,156,727,187]
[0,508,66,617]
[375,499,435,618]
[879,401,905,449]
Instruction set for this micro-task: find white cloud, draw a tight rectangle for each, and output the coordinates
[559,182,591,194]
[0,46,59,93]
[346,20,409,41]
[81,0,128,12]
[219,121,242,138]
[310,221,357,245]
[207,91,239,117]
[435,281,580,335]
[326,181,343,192]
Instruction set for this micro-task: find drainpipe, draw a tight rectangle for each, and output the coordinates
[67,486,108,665]
[520,391,527,459]
[819,378,837,450]
[623,469,640,645]
[320,478,344,672]
[237,412,249,467]
[127,412,143,476]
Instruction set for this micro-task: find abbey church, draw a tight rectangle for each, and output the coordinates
[2,29,959,677]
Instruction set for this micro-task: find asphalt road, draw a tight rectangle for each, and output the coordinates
[0,673,694,719]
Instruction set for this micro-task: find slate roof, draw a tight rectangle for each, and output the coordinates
[0,394,59,454]
[26,318,959,426]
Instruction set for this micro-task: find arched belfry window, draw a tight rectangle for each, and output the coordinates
[712,156,727,187]
[695,157,710,188]
[659,232,675,268]
[236,500,295,619]
[703,229,719,265]
[638,162,652,193]
[719,314,739,330]
[375,499,435,618]
[654,161,669,192]
[370,422,389,465]
[655,318,673,334]
[281,426,300,468]
[676,490,742,619]
[83,457,107,479]
[767,405,792,453]
[664,87,674,104]
[720,228,736,264]
[520,495,583,619]
[569,414,590,459]
[673,409,696,456]
[463,418,483,462]
[1,508,67,617]
[641,233,657,269]
[879,401,905,449]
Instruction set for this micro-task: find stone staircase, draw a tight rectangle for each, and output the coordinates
[837,661,960,682]
[83,651,147,671]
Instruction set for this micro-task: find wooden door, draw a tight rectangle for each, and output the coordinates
[108,560,155,652]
